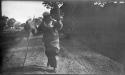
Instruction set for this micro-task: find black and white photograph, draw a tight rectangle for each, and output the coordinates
[0,0,125,75]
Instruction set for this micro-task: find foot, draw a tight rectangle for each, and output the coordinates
[47,63,50,67]
[52,67,57,73]
[55,56,59,61]
[45,66,57,73]
[46,65,52,70]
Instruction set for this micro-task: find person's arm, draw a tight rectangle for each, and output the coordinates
[37,21,45,34]
[54,20,63,31]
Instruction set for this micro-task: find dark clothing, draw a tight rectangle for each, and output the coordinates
[39,19,63,68]
[45,47,58,68]
[42,25,59,44]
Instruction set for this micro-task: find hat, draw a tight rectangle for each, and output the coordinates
[43,12,50,18]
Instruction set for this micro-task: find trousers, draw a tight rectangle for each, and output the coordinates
[44,46,59,68]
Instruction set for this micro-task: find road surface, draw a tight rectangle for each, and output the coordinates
[1,32,124,75]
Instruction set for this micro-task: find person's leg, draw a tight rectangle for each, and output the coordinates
[45,50,50,67]
[45,51,57,69]
[50,55,57,69]
[45,46,59,70]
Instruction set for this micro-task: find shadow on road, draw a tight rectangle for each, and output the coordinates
[2,65,55,74]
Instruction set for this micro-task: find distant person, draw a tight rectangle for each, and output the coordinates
[38,12,63,71]
[24,18,38,38]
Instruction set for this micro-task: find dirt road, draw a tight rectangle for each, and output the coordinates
[1,34,124,75]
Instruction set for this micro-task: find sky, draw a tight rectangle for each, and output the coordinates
[2,1,50,23]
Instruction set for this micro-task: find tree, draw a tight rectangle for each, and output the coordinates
[20,23,26,27]
[42,0,64,21]
[7,18,16,28]
[0,16,9,31]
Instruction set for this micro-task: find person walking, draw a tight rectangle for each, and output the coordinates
[38,12,63,71]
